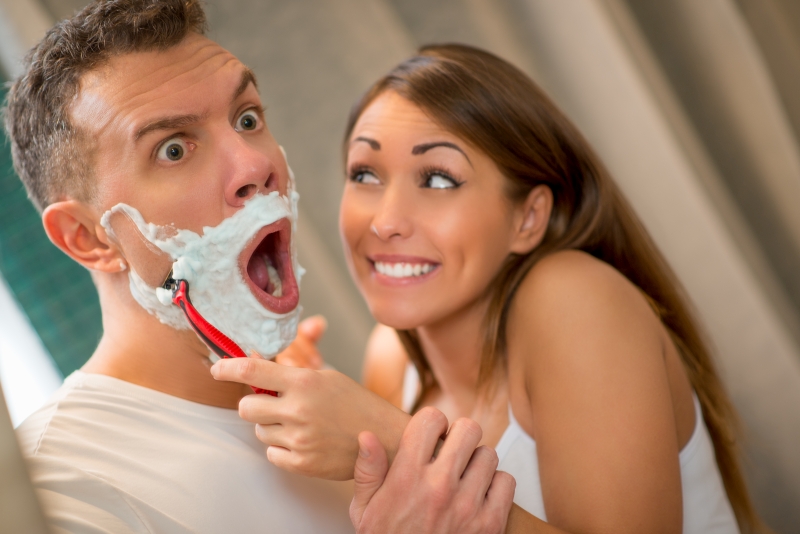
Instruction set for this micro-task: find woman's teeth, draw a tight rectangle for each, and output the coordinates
[374,261,435,278]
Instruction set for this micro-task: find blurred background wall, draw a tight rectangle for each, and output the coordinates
[1,0,800,531]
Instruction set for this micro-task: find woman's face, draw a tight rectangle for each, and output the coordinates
[340,91,529,330]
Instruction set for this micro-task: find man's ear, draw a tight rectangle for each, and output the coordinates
[509,184,553,255]
[42,200,126,273]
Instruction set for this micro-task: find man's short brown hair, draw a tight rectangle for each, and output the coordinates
[3,0,207,212]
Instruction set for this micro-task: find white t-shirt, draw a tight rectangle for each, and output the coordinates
[16,371,354,534]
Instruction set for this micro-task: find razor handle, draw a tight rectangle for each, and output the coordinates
[169,279,277,396]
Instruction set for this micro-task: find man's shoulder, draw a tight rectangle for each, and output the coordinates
[16,372,210,533]
[28,454,189,534]
[17,372,86,456]
[16,371,356,533]
[17,371,126,456]
[16,373,157,534]
[16,370,237,464]
[29,456,143,534]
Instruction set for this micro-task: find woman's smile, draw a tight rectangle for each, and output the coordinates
[368,254,441,284]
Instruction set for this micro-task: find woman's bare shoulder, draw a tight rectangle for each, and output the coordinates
[362,324,409,409]
[507,251,681,531]
[512,249,655,328]
[507,253,684,531]
[507,249,666,393]
[523,249,627,290]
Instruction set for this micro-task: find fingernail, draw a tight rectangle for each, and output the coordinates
[209,362,219,379]
[359,442,371,458]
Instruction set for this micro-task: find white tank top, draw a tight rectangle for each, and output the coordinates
[402,365,739,533]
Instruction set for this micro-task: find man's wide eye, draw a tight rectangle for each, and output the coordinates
[157,138,188,162]
[236,110,259,131]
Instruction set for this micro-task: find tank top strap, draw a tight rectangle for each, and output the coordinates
[401,363,420,413]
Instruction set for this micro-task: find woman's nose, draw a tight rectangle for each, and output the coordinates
[224,136,279,207]
[370,185,413,240]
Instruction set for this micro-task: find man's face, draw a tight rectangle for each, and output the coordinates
[72,32,288,236]
[70,33,302,340]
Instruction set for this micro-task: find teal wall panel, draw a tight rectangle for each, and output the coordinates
[0,84,101,375]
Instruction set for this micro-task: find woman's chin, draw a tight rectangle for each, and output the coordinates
[369,305,427,331]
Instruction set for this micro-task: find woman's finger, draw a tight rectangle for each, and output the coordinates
[265,446,312,476]
[210,357,291,391]
[265,445,292,467]
[254,423,288,447]
[238,393,282,425]
[298,315,327,344]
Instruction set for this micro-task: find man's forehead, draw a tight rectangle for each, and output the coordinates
[71,34,250,135]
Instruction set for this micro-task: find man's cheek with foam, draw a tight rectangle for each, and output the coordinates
[100,182,305,358]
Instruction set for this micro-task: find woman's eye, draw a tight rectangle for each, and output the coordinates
[425,173,458,189]
[156,138,189,162]
[236,110,259,131]
[352,171,381,185]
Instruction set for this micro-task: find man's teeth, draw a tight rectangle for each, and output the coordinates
[374,261,435,278]
[263,255,283,297]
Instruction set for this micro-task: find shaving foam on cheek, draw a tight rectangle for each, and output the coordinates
[101,183,304,357]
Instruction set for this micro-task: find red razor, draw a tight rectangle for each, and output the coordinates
[164,274,276,396]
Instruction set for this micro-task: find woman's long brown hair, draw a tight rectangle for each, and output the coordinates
[343,44,761,532]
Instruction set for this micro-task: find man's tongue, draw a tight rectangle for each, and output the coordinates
[247,253,283,297]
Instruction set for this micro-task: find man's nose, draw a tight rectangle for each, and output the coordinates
[223,135,279,207]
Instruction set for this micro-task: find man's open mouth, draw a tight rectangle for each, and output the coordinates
[239,219,299,314]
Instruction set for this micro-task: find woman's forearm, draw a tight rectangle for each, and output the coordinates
[506,504,569,534]
[370,396,412,466]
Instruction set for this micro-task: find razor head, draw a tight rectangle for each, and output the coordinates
[165,275,276,396]
[162,269,177,292]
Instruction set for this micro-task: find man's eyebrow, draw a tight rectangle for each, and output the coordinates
[134,69,259,142]
[412,141,472,166]
[352,136,381,150]
[135,113,207,141]
[233,68,258,103]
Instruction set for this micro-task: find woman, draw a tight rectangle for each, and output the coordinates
[214,44,760,533]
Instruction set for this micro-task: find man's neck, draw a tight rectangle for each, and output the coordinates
[82,275,250,409]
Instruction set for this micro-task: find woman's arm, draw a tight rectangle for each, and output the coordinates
[209,322,413,481]
[211,357,411,480]
[507,251,684,534]
[362,324,409,409]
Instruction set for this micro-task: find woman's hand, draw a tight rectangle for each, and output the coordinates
[272,315,326,369]
[210,357,412,481]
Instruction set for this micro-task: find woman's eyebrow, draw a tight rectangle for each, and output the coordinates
[352,136,381,150]
[412,142,472,167]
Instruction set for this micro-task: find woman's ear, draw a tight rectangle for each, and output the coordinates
[509,185,553,255]
[42,200,127,273]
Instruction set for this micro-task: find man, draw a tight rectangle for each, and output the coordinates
[6,0,513,532]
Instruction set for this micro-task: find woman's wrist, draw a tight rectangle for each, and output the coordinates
[377,404,412,466]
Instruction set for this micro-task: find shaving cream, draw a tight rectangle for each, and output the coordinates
[101,171,304,357]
